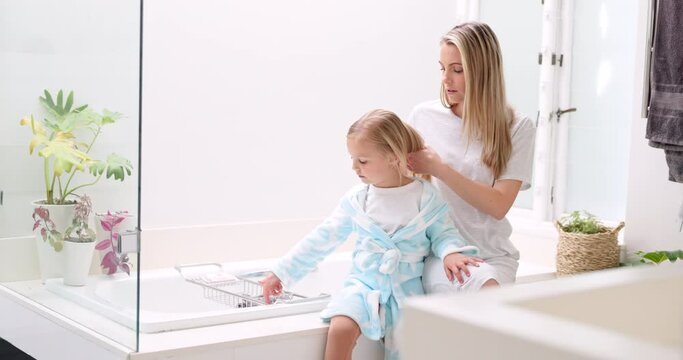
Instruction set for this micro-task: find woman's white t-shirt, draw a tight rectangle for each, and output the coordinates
[408,100,536,261]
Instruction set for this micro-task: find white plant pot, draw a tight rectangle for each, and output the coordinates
[32,201,75,283]
[63,240,96,286]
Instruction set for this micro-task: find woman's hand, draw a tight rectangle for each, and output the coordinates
[410,144,523,220]
[259,272,283,304]
[408,146,444,177]
[443,253,483,284]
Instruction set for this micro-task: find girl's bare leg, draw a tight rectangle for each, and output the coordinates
[324,316,361,360]
[482,278,499,288]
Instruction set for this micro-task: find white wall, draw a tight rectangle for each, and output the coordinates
[624,0,683,254]
[141,0,458,229]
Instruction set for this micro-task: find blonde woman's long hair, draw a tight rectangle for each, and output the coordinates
[348,109,430,182]
[441,22,513,179]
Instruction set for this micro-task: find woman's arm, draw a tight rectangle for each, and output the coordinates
[435,163,521,220]
[409,146,522,220]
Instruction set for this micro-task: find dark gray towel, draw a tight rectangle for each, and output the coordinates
[650,141,683,182]
[647,0,683,182]
[665,150,683,182]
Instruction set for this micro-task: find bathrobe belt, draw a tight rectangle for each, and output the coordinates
[360,244,427,339]
[375,248,424,275]
[360,244,428,305]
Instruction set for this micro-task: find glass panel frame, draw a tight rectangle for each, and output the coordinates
[0,0,142,353]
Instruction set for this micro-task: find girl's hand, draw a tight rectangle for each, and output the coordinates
[408,146,444,176]
[259,272,283,304]
[443,253,483,284]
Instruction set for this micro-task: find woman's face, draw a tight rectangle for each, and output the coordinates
[439,43,466,114]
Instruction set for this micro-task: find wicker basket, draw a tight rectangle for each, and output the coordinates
[555,221,625,276]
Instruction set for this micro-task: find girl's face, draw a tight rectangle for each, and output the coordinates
[439,43,466,115]
[347,135,402,188]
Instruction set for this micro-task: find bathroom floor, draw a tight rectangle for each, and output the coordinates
[0,338,34,360]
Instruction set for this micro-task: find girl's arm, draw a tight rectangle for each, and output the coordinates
[443,252,482,284]
[426,202,481,283]
[409,146,522,220]
[427,203,479,259]
[260,272,283,304]
[270,202,353,288]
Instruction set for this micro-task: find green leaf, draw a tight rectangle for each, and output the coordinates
[42,117,58,132]
[89,160,107,177]
[58,108,100,133]
[558,210,606,234]
[64,91,74,113]
[665,251,679,262]
[28,133,49,155]
[89,153,133,181]
[42,89,55,109]
[100,109,122,126]
[40,90,67,116]
[37,138,91,176]
[64,225,75,238]
[642,252,668,264]
[634,249,683,265]
[73,104,88,113]
[57,90,63,110]
[47,230,64,251]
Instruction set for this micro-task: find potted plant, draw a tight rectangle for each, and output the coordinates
[22,89,133,282]
[555,210,625,275]
[95,211,134,275]
[62,195,97,286]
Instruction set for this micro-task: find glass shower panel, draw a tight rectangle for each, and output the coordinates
[565,0,638,221]
[480,0,542,209]
[0,0,141,352]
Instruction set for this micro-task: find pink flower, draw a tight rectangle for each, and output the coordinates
[99,211,127,232]
[96,211,133,276]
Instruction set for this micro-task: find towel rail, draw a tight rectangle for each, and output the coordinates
[641,0,657,118]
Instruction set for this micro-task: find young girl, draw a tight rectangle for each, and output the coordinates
[260,109,480,360]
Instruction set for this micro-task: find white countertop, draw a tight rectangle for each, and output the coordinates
[400,264,683,359]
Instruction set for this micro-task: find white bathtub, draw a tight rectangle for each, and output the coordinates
[45,251,555,335]
[46,252,353,333]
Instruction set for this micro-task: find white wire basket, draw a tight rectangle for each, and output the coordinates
[175,264,327,308]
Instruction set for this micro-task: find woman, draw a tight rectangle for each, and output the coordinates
[408,22,536,293]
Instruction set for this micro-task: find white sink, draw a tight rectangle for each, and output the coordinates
[399,265,683,359]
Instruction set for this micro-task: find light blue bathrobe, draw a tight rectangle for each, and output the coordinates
[271,178,478,359]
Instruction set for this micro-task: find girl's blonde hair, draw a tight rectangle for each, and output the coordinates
[441,21,513,179]
[348,109,430,181]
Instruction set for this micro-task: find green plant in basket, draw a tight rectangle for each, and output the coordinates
[558,210,607,234]
[20,89,133,205]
